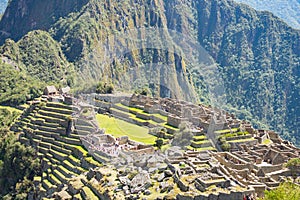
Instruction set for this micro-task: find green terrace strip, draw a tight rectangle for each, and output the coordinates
[81,186,99,200]
[96,114,156,144]
[115,103,168,121]
[163,123,180,131]
[215,128,239,134]
[193,135,207,141]
[186,146,216,152]
[227,138,256,143]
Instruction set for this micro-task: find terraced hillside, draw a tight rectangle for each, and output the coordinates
[93,95,219,152]
[15,100,102,199]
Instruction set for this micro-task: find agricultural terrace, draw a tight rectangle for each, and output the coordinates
[96,114,156,145]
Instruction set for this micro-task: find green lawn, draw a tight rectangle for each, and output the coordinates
[96,114,156,144]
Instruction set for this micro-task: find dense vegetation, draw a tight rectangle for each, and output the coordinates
[0,108,40,199]
[0,61,43,105]
[263,182,300,200]
[0,0,299,147]
[234,0,300,29]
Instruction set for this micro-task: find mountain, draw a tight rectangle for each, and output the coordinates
[234,0,300,30]
[0,0,299,146]
[0,0,7,14]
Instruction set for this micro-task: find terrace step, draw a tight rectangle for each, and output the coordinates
[38,146,49,155]
[49,149,68,161]
[53,169,68,184]
[43,121,60,129]
[63,160,81,174]
[81,186,99,200]
[48,173,63,186]
[51,144,72,155]
[36,114,65,126]
[39,110,68,120]
[57,165,75,178]
[43,106,73,115]
[35,130,60,139]
[74,124,95,133]
[46,102,73,111]
[56,136,82,145]
[67,155,81,166]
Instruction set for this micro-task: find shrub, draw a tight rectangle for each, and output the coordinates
[264,182,300,200]
[221,142,231,151]
[286,158,300,168]
[96,81,114,94]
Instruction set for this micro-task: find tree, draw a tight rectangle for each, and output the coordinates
[134,87,151,96]
[285,158,300,182]
[96,81,114,94]
[221,142,231,151]
[0,131,40,198]
[154,138,164,150]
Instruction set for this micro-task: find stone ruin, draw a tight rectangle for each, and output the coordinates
[25,92,299,199]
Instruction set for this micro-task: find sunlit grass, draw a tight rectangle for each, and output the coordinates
[96,114,156,144]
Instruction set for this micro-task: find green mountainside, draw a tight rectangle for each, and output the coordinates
[234,0,300,30]
[0,0,299,146]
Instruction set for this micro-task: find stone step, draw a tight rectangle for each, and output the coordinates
[43,121,60,129]
[19,136,30,145]
[43,106,73,115]
[46,102,73,111]
[32,138,41,146]
[53,169,68,184]
[51,144,72,155]
[48,173,62,186]
[35,130,60,139]
[75,129,91,136]
[40,140,52,149]
[74,124,95,132]
[56,136,82,146]
[42,179,57,193]
[39,110,68,121]
[63,160,81,175]
[57,165,75,178]
[36,114,65,126]
[70,133,81,140]
[38,146,49,155]
[80,186,99,200]
[67,155,81,167]
[48,154,60,166]
[49,149,68,161]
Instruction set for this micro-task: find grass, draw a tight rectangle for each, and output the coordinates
[0,105,22,113]
[187,146,216,151]
[228,138,255,143]
[85,156,103,167]
[262,139,272,145]
[82,186,98,200]
[193,135,207,140]
[163,123,180,131]
[215,128,239,134]
[152,113,168,121]
[96,114,156,144]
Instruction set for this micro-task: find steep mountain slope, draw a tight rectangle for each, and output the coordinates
[0,0,299,145]
[234,0,300,30]
[0,30,75,105]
